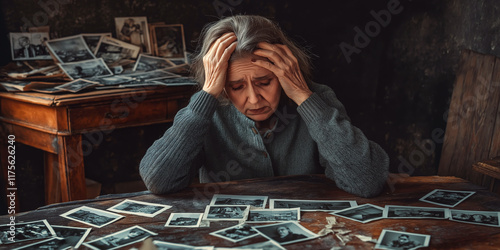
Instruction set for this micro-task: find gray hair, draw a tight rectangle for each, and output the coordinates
[191,15,313,89]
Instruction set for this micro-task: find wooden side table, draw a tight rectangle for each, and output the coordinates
[0,85,196,206]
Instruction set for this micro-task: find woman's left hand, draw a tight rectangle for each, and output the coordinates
[252,42,312,105]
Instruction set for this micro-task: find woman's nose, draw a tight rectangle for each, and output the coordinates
[247,84,260,104]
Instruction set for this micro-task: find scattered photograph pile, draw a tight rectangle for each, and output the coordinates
[3,17,195,94]
[1,187,496,249]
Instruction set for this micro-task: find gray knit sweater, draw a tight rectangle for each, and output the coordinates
[139,82,389,198]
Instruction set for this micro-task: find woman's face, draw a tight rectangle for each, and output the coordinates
[225,56,281,121]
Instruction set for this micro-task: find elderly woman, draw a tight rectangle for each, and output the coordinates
[140,15,389,198]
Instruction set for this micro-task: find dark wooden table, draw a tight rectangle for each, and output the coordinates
[0,85,195,205]
[1,174,500,249]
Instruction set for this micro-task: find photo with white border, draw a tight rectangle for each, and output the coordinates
[58,58,113,80]
[270,199,357,212]
[419,189,475,207]
[449,209,500,227]
[153,240,214,249]
[332,203,384,223]
[151,24,187,63]
[107,199,172,218]
[203,205,250,221]
[60,206,124,228]
[51,225,91,249]
[165,213,203,227]
[55,79,100,92]
[81,33,112,54]
[210,194,268,208]
[11,237,68,250]
[45,34,96,63]
[209,223,259,242]
[247,208,300,223]
[95,35,141,65]
[83,225,157,250]
[252,221,318,245]
[0,219,55,244]
[375,229,430,250]
[10,32,51,60]
[132,54,175,71]
[114,16,152,54]
[383,205,449,219]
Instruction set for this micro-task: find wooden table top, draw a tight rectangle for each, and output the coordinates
[2,174,500,249]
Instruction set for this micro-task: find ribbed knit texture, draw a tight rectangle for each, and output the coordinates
[140,82,389,197]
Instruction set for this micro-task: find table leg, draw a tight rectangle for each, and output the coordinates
[44,134,87,203]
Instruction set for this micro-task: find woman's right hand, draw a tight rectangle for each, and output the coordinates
[202,32,237,97]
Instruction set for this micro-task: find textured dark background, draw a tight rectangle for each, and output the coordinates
[1,0,500,213]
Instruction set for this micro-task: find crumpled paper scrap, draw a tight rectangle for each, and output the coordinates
[318,217,347,236]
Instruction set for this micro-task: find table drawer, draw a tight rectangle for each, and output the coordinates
[68,98,168,132]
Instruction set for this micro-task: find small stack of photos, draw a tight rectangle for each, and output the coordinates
[5,16,196,94]
[1,187,498,249]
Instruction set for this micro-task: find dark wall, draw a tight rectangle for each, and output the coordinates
[1,0,500,212]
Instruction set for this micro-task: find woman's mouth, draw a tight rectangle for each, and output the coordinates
[247,107,269,115]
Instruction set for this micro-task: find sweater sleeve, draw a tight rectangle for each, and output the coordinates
[139,91,218,194]
[296,85,389,198]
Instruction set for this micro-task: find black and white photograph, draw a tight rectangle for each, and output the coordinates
[449,209,500,227]
[45,35,96,63]
[132,54,175,71]
[127,68,179,81]
[203,205,250,221]
[0,219,55,244]
[151,24,187,62]
[210,194,268,208]
[82,33,112,54]
[252,221,318,245]
[60,206,124,228]
[95,36,141,65]
[247,208,300,223]
[210,223,258,242]
[223,240,286,250]
[383,205,449,219]
[270,199,357,212]
[55,79,100,93]
[114,16,151,54]
[93,75,134,86]
[83,225,157,250]
[51,225,91,249]
[419,189,476,207]
[375,229,430,250]
[107,199,172,218]
[333,203,384,223]
[149,76,198,86]
[165,213,203,227]
[10,32,51,60]
[153,240,214,250]
[11,237,68,250]
[58,58,113,80]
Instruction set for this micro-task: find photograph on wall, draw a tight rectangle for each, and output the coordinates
[81,33,112,54]
[150,24,187,63]
[210,194,268,208]
[419,189,476,207]
[383,205,449,220]
[115,16,152,54]
[209,223,259,243]
[0,219,56,244]
[94,36,141,66]
[51,225,91,249]
[202,205,250,221]
[83,225,157,250]
[252,221,318,245]
[165,213,203,227]
[246,208,300,223]
[270,199,357,212]
[332,203,384,223]
[45,35,96,63]
[58,58,113,80]
[132,54,175,71]
[375,229,430,250]
[10,32,51,60]
[449,209,500,227]
[60,206,124,228]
